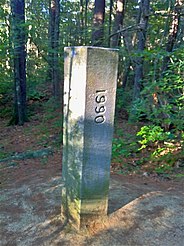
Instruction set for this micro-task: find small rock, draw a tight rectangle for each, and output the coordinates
[175,159,184,168]
[143,172,149,177]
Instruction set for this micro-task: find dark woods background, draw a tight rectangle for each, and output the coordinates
[0,0,183,175]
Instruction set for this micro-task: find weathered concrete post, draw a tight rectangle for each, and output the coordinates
[62,46,118,230]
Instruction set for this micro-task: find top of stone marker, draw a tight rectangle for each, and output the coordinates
[64,46,119,52]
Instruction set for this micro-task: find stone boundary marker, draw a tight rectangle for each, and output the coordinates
[62,46,119,230]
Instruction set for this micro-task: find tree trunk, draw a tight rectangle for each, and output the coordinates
[108,0,113,47]
[162,0,182,72]
[84,0,88,44]
[92,0,105,46]
[80,0,84,44]
[11,0,27,125]
[111,0,125,47]
[122,60,131,89]
[48,0,61,102]
[133,0,150,100]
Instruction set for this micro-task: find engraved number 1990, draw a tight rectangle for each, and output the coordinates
[95,90,107,124]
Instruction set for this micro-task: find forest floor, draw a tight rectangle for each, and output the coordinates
[0,100,184,245]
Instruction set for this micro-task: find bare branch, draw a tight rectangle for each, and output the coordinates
[109,25,138,38]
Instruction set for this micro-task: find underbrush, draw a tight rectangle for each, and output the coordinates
[112,121,184,177]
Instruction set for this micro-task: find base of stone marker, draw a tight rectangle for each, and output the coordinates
[61,189,108,230]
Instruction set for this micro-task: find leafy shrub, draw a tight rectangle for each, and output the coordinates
[136,123,184,175]
[140,48,184,131]
[112,138,131,160]
[136,125,174,150]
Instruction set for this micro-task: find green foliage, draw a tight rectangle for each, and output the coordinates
[152,148,184,175]
[28,89,48,102]
[0,3,13,113]
[0,150,9,160]
[112,129,138,162]
[116,87,133,112]
[129,47,184,131]
[0,71,13,118]
[136,123,184,175]
[155,164,173,174]
[136,125,174,150]
[175,174,184,178]
[0,106,12,118]
[112,138,130,160]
